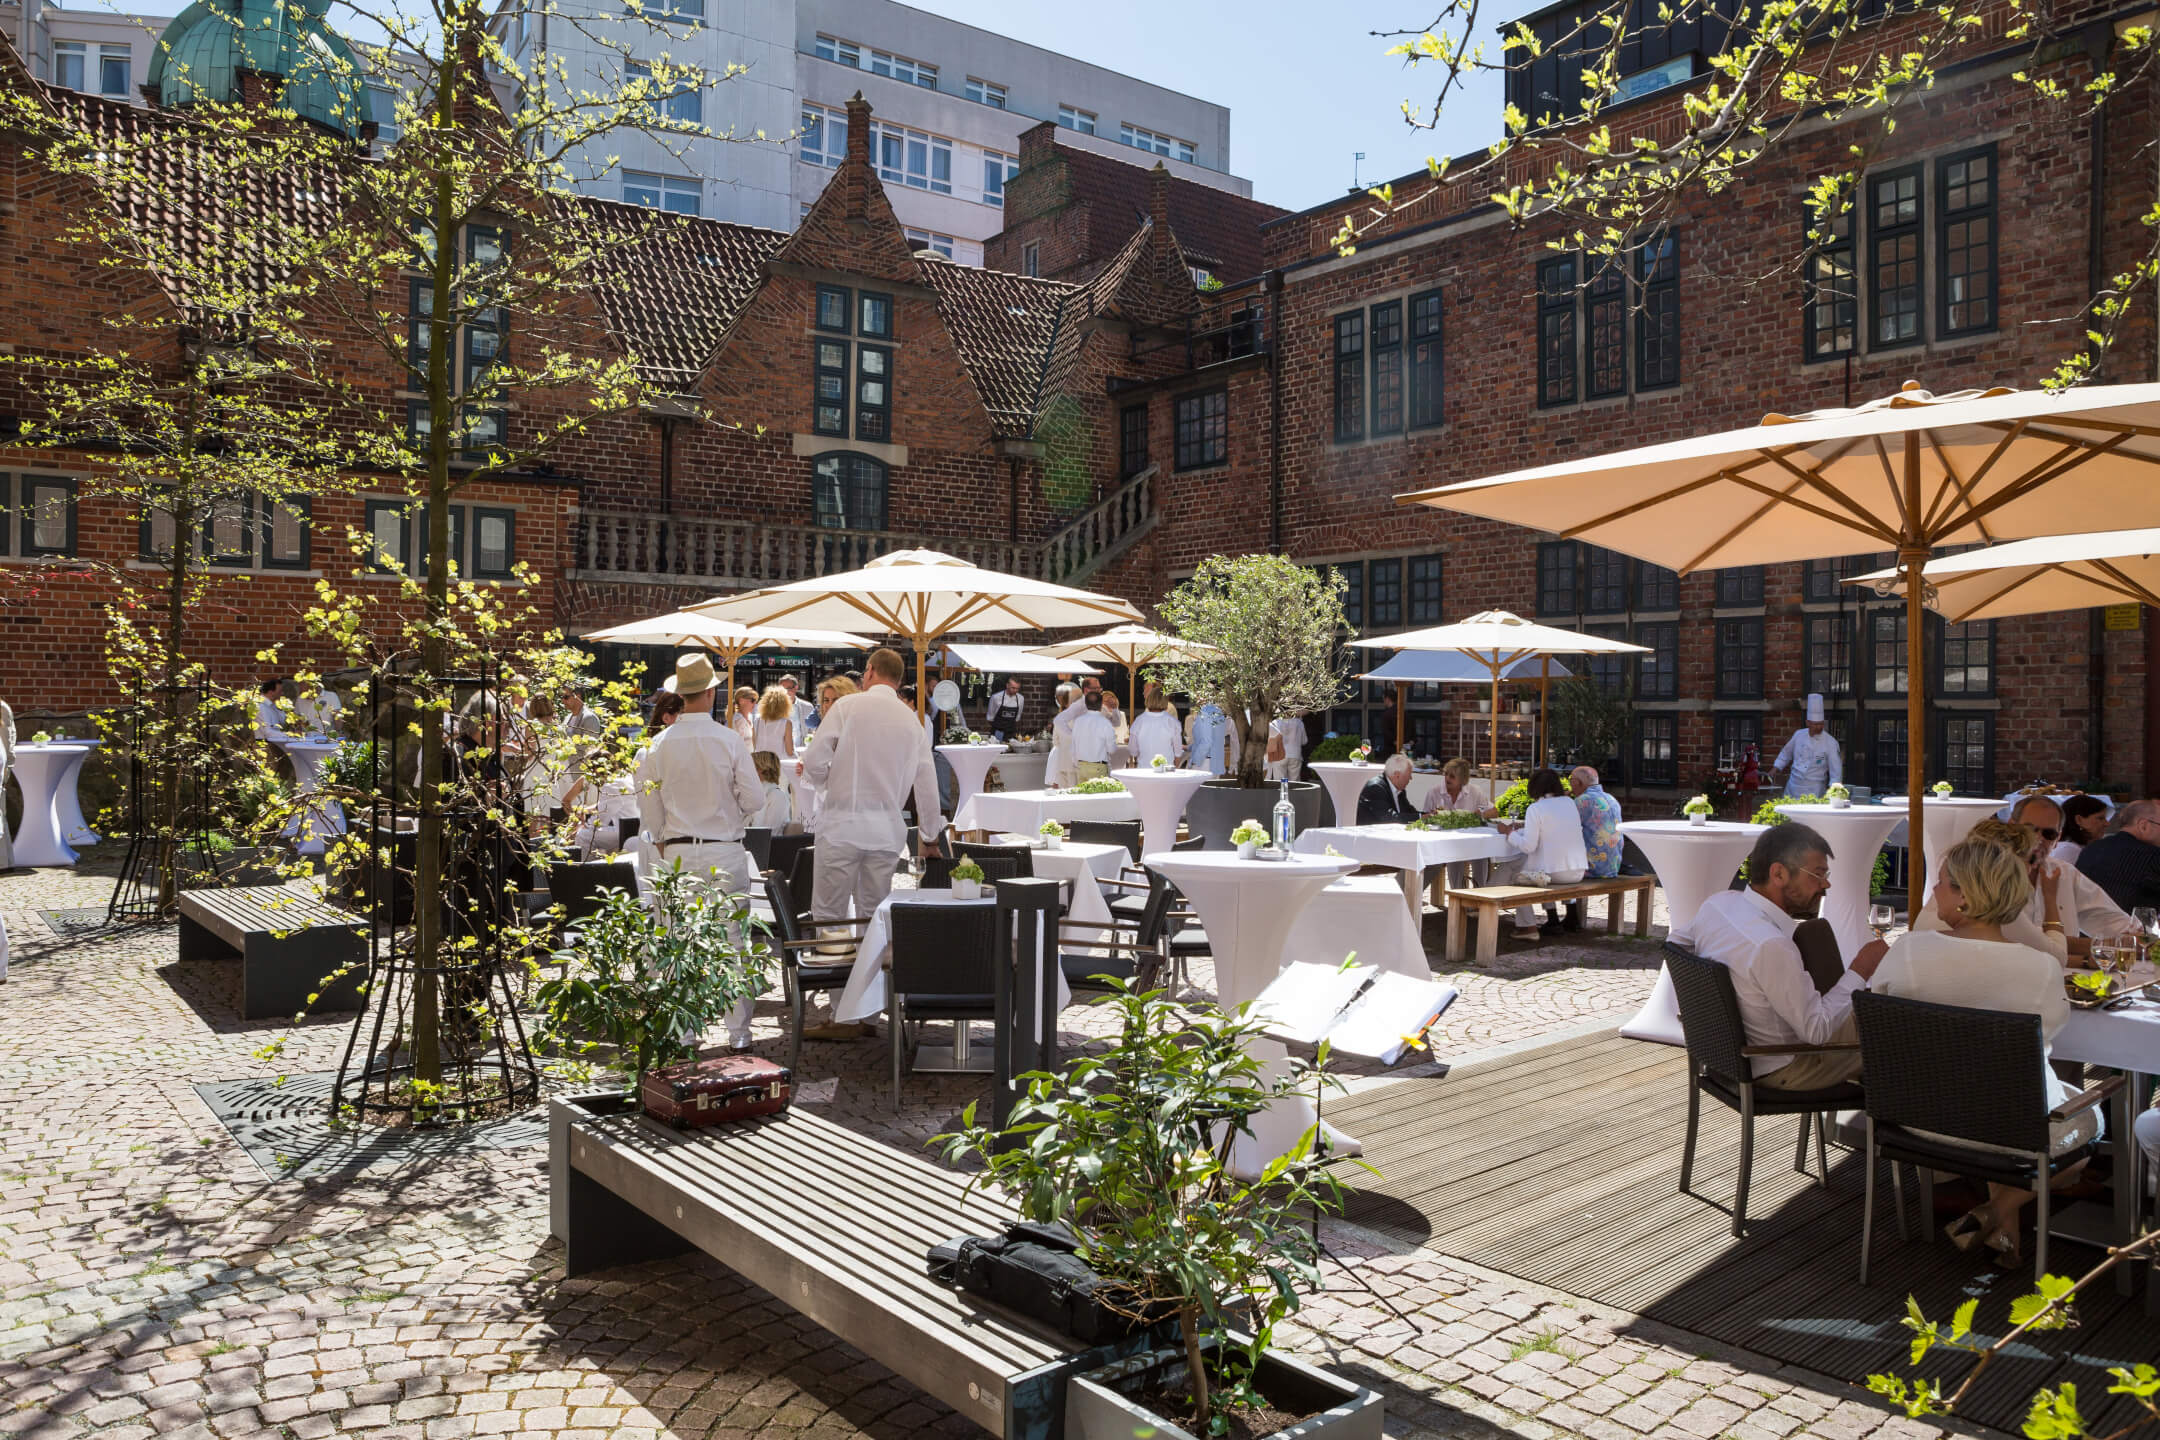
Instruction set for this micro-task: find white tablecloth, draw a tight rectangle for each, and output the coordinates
[954,787,1140,834]
[989,751,1049,793]
[1309,764,1460,824]
[1285,874,1428,980]
[1111,768,1211,859]
[1144,850,1358,1178]
[936,744,1007,822]
[279,738,346,856]
[2057,987,2160,1072]
[48,739,101,845]
[9,743,98,867]
[835,889,1073,1025]
[1772,804,1906,960]
[1869,795,2003,888]
[976,837,1123,944]
[1293,823,1513,914]
[1617,820,1767,1046]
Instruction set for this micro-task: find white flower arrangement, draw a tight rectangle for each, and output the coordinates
[1932,780,1955,798]
[1682,794,1714,817]
[1150,753,1170,771]
[1826,782,1851,800]
[1038,819,1067,839]
[29,731,51,744]
[1230,819,1270,848]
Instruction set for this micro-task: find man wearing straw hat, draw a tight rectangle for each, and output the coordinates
[1772,694,1843,799]
[636,652,767,1048]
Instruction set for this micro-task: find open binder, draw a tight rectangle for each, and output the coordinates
[1248,961,1457,1065]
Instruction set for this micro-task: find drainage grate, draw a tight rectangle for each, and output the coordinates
[36,907,125,936]
[194,1069,555,1180]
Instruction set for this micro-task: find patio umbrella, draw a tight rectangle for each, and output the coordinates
[1357,651,1575,754]
[1025,623,1229,704]
[687,549,1143,715]
[581,610,872,695]
[1848,527,2160,622]
[1350,611,1646,770]
[1398,380,2160,894]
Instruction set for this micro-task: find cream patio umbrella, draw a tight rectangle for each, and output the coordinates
[1350,612,1646,771]
[1398,380,2160,896]
[581,611,873,695]
[1357,650,1574,756]
[686,549,1144,716]
[1848,527,2160,621]
[1024,623,1229,703]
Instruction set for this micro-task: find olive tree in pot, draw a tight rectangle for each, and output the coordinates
[1155,555,1349,845]
[938,983,1381,1439]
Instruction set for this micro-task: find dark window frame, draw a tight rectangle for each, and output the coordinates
[1936,616,1995,698]
[1713,712,1763,770]
[201,492,255,568]
[1583,545,1629,614]
[1868,162,1925,351]
[1714,616,1765,700]
[1635,620,1679,700]
[1803,195,1857,361]
[1937,143,1996,339]
[1536,255,1578,408]
[363,497,411,575]
[1868,609,1909,698]
[1174,388,1228,471]
[857,290,894,339]
[1585,257,1627,400]
[19,475,77,558]
[261,493,313,571]
[815,284,851,333]
[1407,288,1444,429]
[1536,540,1579,616]
[1407,554,1443,625]
[1336,560,1364,632]
[1636,562,1679,611]
[1634,236,1680,391]
[1804,611,1853,699]
[1332,310,1365,442]
[1636,712,1679,787]
[469,505,517,580]
[812,335,849,437]
[853,343,892,443]
[811,451,889,531]
[1369,299,1404,436]
[1938,711,1995,794]
[1118,404,1149,479]
[1368,556,1403,630]
[1584,621,1631,695]
[1869,713,1910,794]
[1715,565,1764,607]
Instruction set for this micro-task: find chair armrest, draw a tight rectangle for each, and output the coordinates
[1740,1042,1861,1056]
[778,934,865,950]
[2049,1072,2127,1122]
[1098,877,1151,894]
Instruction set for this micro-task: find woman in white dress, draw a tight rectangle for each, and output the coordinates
[1490,767,1587,941]
[1873,836,2103,1269]
[0,697,14,871]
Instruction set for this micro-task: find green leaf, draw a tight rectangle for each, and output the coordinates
[2008,1273,2079,1330]
[2022,1383,2083,1439]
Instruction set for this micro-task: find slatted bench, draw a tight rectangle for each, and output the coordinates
[1444,873,1657,964]
[549,1098,1153,1439]
[175,884,368,1021]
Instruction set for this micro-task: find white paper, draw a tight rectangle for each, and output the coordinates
[1249,962,1374,1045]
[1328,973,1459,1064]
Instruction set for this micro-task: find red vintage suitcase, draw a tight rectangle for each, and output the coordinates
[640,1055,792,1129]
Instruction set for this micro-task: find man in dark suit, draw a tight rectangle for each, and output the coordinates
[2076,799,2160,914]
[1356,754,1423,825]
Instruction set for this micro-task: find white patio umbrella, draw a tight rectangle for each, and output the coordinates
[1350,611,1646,770]
[1357,651,1575,754]
[581,610,872,695]
[1848,527,2160,622]
[687,549,1143,715]
[1024,623,1230,668]
[1399,380,2160,895]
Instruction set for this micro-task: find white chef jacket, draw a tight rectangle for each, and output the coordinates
[798,684,944,851]
[634,712,764,844]
[1070,711,1117,764]
[1774,728,1842,797]
[1690,886,1864,1077]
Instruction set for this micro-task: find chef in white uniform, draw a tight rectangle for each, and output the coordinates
[1772,693,1843,798]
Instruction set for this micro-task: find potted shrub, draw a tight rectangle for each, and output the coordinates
[1683,793,1715,826]
[533,863,773,1105]
[937,983,1378,1439]
[950,855,988,898]
[1154,555,1344,846]
[1039,819,1067,850]
[1230,819,1268,860]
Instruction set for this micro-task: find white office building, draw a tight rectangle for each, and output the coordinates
[4,0,161,107]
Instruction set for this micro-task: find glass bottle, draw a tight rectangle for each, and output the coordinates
[1272,779,1296,851]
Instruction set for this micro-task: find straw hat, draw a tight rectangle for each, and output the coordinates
[672,652,716,696]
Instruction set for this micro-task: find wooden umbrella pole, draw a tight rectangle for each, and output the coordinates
[915,635,929,719]
[1904,429,1928,907]
[1489,666,1500,774]
[1538,656,1551,767]
[1394,681,1406,755]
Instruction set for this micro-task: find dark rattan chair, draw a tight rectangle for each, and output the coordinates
[954,841,1034,878]
[1069,819,1143,863]
[887,899,998,1107]
[922,851,1027,889]
[1665,941,1862,1236]
[762,869,870,1074]
[786,843,820,925]
[546,861,638,928]
[765,831,813,884]
[743,826,773,873]
[1107,833,1202,924]
[1059,875,1171,998]
[1851,990,2122,1283]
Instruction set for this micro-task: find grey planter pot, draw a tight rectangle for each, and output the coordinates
[1182,779,1323,850]
[1066,1334,1382,1440]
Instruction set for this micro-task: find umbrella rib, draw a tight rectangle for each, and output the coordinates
[1868,435,1910,536]
[1750,451,1904,544]
[1676,465,1828,575]
[2083,557,2160,608]
[1961,419,2029,496]
[1939,565,2054,623]
[1556,470,1734,539]
[1919,435,1992,543]
[1945,433,2133,540]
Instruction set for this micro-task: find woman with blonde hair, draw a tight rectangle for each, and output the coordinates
[728,686,758,744]
[1912,816,2071,965]
[753,685,796,761]
[1872,836,2102,1267]
[1126,685,1183,769]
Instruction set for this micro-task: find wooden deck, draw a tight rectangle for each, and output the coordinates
[1327,1028,2159,1435]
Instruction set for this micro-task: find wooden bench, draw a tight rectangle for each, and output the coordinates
[550,1098,1155,1439]
[1444,874,1657,964]
[175,884,367,1020]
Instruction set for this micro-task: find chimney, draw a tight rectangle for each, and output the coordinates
[844,92,872,221]
[1148,161,1170,236]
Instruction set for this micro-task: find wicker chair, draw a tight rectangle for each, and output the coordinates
[1665,941,1862,1236]
[761,869,870,1075]
[765,831,814,884]
[1851,990,2122,1283]
[1069,819,1144,863]
[923,850,1027,889]
[954,841,1034,878]
[888,900,999,1107]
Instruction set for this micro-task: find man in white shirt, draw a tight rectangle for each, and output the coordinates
[1069,691,1117,781]
[1265,713,1307,782]
[1051,684,1091,787]
[253,679,292,743]
[780,674,815,743]
[1690,823,1888,1090]
[636,652,767,1048]
[799,647,943,932]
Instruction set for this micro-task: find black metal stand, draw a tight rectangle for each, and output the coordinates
[991,877,1063,1137]
[108,683,225,924]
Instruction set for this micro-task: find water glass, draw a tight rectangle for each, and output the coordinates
[2135,907,2159,939]
[1868,903,1895,937]
[2092,939,2120,976]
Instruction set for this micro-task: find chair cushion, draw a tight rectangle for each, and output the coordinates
[1062,952,1139,987]
[1701,1072,1863,1112]
[904,996,995,1020]
[794,963,854,987]
[1873,1123,2087,1186]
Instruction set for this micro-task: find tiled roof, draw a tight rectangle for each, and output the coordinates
[1082,215,1199,329]
[919,259,1083,437]
[1053,140,1287,284]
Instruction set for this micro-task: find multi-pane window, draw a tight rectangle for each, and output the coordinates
[1584,546,1628,613]
[812,337,848,436]
[1585,623,1630,695]
[1585,259,1626,400]
[1870,715,1909,794]
[812,453,887,530]
[1408,289,1444,429]
[1336,560,1364,631]
[808,285,894,441]
[1939,714,1993,794]
[202,493,253,566]
[1803,552,1882,601]
[53,42,137,98]
[813,34,861,66]
[815,284,849,332]
[1714,714,1762,769]
[1869,165,1923,349]
[1938,618,1994,695]
[1369,300,1404,435]
[854,346,891,442]
[1636,562,1678,610]
[1805,613,1852,697]
[627,60,702,125]
[1022,242,1040,277]
[868,48,937,87]
[858,292,892,338]
[903,227,955,257]
[800,104,846,166]
[1635,621,1679,699]
[1536,541,1578,615]
[1173,389,1228,470]
[981,150,1017,206]
[1057,105,1096,134]
[0,475,78,559]
[1119,405,1149,479]
[471,507,515,580]
[1869,611,1908,696]
[1637,714,1678,786]
[1715,565,1763,606]
[1635,237,1680,390]
[623,171,700,213]
[1938,146,1995,336]
[1715,617,1763,699]
[404,226,509,457]
[1331,311,1365,442]
[1804,198,1856,360]
[1537,256,1578,407]
[965,77,1006,108]
[362,501,504,579]
[1407,556,1443,624]
[369,84,402,144]
[874,123,952,193]
[1120,124,1195,163]
[1368,559,1403,631]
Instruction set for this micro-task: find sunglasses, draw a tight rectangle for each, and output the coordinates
[2033,826,2059,841]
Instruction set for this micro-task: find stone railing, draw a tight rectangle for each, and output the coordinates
[569,467,1158,590]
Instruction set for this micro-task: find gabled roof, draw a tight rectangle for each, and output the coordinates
[1083,214,1199,329]
[918,260,1083,437]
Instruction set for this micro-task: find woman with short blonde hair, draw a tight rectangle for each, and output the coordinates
[1914,818,2068,963]
[753,684,795,760]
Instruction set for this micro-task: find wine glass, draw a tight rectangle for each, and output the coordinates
[2092,938,2120,979]
[1868,903,1896,938]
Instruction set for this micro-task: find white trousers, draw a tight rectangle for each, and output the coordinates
[813,838,898,926]
[662,840,756,1047]
[1491,858,1585,927]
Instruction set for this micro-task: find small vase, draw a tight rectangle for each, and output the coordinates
[952,878,980,899]
[1688,813,1708,827]
[1831,796,1851,808]
[1044,834,1062,850]
[1237,840,1258,859]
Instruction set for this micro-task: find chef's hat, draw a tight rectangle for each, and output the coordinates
[1805,693,1825,723]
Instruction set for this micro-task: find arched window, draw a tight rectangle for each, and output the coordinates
[812,452,888,531]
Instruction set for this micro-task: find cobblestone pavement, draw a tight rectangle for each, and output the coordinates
[0,857,1970,1440]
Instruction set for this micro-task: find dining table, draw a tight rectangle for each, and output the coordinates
[1616,819,1767,1046]
[1110,766,1212,859]
[1307,763,1453,826]
[935,743,1008,823]
[1142,849,1358,1179]
[1292,822,1513,918]
[10,740,103,867]
[2048,970,2159,1298]
[833,889,1073,1066]
[953,786,1141,836]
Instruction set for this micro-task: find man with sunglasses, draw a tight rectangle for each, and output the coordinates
[2075,798,2160,917]
[2006,794,2134,955]
[1688,822,1890,1090]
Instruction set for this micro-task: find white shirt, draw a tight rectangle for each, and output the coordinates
[788,695,816,743]
[1774,728,1842,796]
[1873,929,2075,1108]
[1070,710,1117,764]
[254,697,290,742]
[635,712,764,844]
[1504,794,1589,875]
[752,715,793,756]
[1265,716,1307,779]
[1690,886,1865,1076]
[1427,777,1492,815]
[799,684,944,851]
[1127,709,1183,767]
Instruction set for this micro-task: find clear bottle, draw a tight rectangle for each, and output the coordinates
[1272,779,1296,851]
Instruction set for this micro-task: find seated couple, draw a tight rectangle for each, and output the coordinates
[1693,822,2103,1269]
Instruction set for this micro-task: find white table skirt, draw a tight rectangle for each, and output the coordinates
[1869,796,2004,887]
[1293,823,1513,874]
[9,744,98,867]
[1616,820,1767,1046]
[836,889,1072,1025]
[279,739,346,856]
[1110,768,1211,859]
[1769,804,1905,961]
[955,787,1141,835]
[989,752,1049,793]
[2057,984,2160,1073]
[976,836,1123,944]
[936,744,1008,822]
[49,738,101,845]
[1285,874,1428,981]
